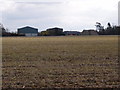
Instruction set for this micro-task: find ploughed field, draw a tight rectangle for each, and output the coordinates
[2,36,120,88]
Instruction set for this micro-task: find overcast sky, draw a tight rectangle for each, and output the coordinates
[0,0,119,32]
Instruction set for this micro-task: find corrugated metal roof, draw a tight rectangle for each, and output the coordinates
[18,26,38,34]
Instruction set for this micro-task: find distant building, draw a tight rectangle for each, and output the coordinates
[18,26,38,36]
[64,31,80,35]
[46,27,64,36]
[81,30,98,35]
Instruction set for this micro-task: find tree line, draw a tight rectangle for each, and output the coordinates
[1,22,120,36]
[95,22,120,35]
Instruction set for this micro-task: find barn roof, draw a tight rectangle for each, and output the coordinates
[18,26,38,30]
[18,26,38,34]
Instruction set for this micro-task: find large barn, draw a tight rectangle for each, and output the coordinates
[18,26,38,36]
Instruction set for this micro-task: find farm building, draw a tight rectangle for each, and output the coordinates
[46,27,64,36]
[64,31,80,35]
[81,30,98,35]
[18,26,38,36]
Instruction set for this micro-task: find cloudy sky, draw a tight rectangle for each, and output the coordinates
[0,0,119,32]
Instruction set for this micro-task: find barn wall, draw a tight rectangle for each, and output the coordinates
[25,33,38,37]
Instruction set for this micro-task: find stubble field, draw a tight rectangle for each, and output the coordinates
[2,36,120,89]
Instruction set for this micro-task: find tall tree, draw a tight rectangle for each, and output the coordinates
[107,22,112,28]
[0,23,6,36]
[95,22,104,31]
